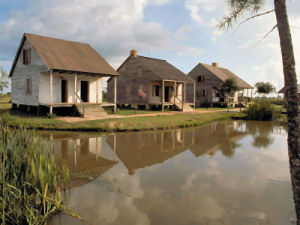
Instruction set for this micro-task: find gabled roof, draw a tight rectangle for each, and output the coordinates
[9,33,119,77]
[189,63,252,89]
[278,84,300,93]
[117,55,195,83]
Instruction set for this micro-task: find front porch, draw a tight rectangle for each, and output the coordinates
[152,79,196,112]
[41,69,117,116]
[211,88,253,107]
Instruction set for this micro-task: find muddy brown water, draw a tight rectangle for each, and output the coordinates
[42,121,295,225]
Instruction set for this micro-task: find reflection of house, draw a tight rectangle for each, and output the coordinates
[189,122,247,157]
[187,62,253,107]
[43,133,118,187]
[9,33,118,117]
[105,122,247,175]
[107,50,196,112]
[106,130,194,175]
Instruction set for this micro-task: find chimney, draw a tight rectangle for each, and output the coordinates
[212,62,219,67]
[130,49,137,57]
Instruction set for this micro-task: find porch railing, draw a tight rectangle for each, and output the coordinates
[75,92,85,116]
[175,96,184,111]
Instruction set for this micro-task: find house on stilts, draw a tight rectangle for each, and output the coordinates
[9,33,118,118]
[107,50,196,112]
[187,62,253,107]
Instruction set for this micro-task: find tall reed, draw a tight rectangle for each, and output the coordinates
[0,123,74,224]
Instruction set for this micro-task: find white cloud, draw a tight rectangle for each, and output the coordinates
[0,0,178,68]
[185,0,226,27]
[177,46,203,56]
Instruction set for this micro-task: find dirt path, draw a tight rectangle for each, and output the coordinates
[57,109,241,123]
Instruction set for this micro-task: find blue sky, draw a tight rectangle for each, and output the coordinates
[0,0,300,93]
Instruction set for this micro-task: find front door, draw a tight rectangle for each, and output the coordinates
[165,86,169,102]
[81,81,89,102]
[61,79,68,103]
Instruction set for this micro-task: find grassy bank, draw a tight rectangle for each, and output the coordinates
[0,95,245,132]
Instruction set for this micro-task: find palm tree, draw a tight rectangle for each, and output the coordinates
[219,0,300,223]
[221,78,239,111]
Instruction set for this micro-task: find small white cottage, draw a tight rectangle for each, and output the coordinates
[9,33,118,117]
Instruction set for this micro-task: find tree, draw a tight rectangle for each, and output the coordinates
[0,67,9,95]
[219,0,300,223]
[221,78,239,111]
[255,81,276,97]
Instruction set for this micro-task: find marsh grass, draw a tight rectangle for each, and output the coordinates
[246,99,280,121]
[0,123,82,224]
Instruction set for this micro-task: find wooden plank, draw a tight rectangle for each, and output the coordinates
[195,83,197,108]
[74,73,77,103]
[50,70,53,114]
[162,80,165,111]
[114,77,117,112]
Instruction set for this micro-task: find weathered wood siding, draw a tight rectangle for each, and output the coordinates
[187,65,224,106]
[108,57,161,105]
[107,56,185,105]
[11,39,48,106]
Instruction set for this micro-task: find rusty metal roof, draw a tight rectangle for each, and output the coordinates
[10,33,118,76]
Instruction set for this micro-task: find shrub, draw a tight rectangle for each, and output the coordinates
[246,99,279,121]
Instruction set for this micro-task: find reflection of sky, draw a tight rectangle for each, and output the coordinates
[50,121,295,225]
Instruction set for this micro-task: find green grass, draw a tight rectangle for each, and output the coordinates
[105,108,163,115]
[195,107,229,111]
[0,95,246,132]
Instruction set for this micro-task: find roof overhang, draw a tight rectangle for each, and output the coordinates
[52,69,119,77]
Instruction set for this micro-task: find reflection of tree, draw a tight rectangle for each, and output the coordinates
[246,122,275,149]
[252,136,274,148]
[220,139,241,158]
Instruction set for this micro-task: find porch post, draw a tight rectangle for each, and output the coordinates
[96,76,99,104]
[162,80,165,111]
[50,70,53,114]
[174,82,176,104]
[193,82,196,109]
[114,76,117,112]
[184,82,186,103]
[251,89,253,100]
[74,73,77,103]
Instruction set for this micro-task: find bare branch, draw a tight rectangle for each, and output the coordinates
[233,9,275,33]
[254,24,278,47]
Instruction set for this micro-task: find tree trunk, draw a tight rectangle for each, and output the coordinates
[274,0,300,223]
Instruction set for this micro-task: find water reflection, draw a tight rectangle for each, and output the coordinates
[43,121,294,225]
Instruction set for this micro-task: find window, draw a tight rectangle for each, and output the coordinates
[23,48,31,65]
[197,75,205,83]
[202,89,206,97]
[153,85,160,97]
[26,78,32,95]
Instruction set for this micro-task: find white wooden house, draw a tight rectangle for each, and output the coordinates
[9,33,118,117]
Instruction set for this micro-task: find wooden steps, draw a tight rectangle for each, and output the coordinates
[75,104,108,118]
[174,102,194,112]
